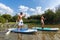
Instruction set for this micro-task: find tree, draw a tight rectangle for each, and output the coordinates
[11,14,18,22]
[1,14,12,22]
[44,9,55,24]
[28,15,40,20]
[55,5,60,23]
[27,15,41,24]
[0,17,6,23]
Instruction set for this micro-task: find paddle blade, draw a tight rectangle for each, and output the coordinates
[5,28,15,36]
[5,31,11,35]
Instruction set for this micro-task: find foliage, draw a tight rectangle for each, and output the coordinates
[11,14,18,22]
[44,9,55,24]
[0,17,6,23]
[28,15,40,20]
[1,14,12,22]
[55,5,60,24]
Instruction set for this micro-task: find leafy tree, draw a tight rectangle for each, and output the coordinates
[11,14,18,22]
[28,15,40,20]
[27,15,41,24]
[44,9,55,24]
[0,17,6,23]
[55,5,60,23]
[1,14,12,22]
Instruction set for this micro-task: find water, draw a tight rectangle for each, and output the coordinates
[0,23,60,40]
[0,30,60,40]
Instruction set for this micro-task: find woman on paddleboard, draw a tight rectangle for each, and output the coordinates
[41,15,45,29]
[17,12,26,29]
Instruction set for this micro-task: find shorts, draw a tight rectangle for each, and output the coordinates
[18,20,23,26]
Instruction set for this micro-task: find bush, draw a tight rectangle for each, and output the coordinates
[24,19,40,24]
[0,17,6,23]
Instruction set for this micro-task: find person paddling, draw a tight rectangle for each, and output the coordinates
[17,12,26,29]
[41,15,45,29]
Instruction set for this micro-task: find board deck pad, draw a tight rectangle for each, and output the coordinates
[32,27,59,31]
[10,28,37,33]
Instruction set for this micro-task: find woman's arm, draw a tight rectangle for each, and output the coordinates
[17,15,20,22]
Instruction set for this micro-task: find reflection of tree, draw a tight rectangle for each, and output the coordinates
[17,33,22,40]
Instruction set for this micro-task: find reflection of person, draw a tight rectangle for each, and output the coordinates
[17,12,26,29]
[41,15,45,29]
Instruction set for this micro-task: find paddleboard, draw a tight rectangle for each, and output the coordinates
[9,28,37,33]
[32,27,59,31]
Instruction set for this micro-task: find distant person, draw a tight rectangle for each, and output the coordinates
[17,12,26,29]
[41,15,45,29]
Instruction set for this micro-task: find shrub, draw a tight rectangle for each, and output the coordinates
[0,17,6,23]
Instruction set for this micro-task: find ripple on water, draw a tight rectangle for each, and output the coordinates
[0,30,60,40]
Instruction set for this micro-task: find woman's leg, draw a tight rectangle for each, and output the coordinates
[41,21,44,29]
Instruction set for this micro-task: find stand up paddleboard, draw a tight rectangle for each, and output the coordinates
[32,27,59,31]
[8,28,37,34]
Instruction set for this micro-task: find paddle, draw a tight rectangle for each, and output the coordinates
[5,28,15,35]
[5,22,18,36]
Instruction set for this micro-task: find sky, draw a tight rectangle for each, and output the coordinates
[0,0,60,17]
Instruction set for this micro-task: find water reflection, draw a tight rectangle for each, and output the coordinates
[0,29,60,40]
[0,23,60,40]
[17,33,22,40]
